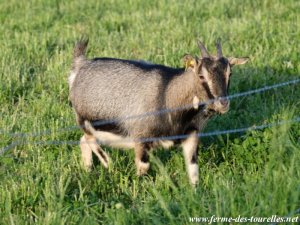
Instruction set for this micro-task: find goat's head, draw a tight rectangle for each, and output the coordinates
[183,39,249,114]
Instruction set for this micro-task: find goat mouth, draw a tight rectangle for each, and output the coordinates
[212,104,229,114]
[205,101,229,115]
[213,99,230,114]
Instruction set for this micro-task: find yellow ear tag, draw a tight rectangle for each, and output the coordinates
[185,59,194,70]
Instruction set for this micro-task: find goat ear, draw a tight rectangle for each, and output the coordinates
[228,57,249,66]
[183,54,198,71]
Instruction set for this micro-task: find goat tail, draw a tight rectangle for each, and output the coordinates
[84,120,135,149]
[73,38,89,59]
[69,38,89,87]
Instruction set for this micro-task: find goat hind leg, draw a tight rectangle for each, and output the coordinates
[84,134,110,168]
[134,143,150,176]
[89,141,110,168]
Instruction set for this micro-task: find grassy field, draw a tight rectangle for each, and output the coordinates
[0,0,300,224]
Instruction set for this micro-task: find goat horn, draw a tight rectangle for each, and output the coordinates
[216,38,223,58]
[197,40,210,58]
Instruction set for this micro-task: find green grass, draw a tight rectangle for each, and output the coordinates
[0,0,300,224]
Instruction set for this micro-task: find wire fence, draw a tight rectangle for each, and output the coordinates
[1,115,299,156]
[1,77,300,156]
[2,77,300,139]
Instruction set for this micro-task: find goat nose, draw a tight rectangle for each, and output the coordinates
[220,98,229,107]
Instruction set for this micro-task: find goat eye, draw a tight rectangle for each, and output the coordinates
[199,75,205,80]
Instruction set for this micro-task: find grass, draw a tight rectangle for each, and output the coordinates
[0,0,300,224]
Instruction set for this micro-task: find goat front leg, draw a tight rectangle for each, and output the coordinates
[181,130,199,186]
[134,143,150,176]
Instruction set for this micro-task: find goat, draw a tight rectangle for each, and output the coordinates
[68,39,248,185]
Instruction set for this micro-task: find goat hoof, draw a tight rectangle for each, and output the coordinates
[136,161,150,176]
[83,164,92,172]
[190,178,199,187]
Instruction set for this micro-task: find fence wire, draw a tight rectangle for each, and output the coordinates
[1,116,299,156]
[1,77,300,140]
